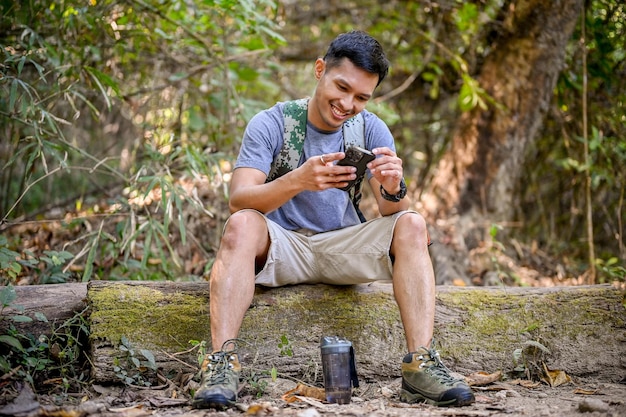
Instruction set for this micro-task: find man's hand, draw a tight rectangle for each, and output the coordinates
[294,152,357,191]
[368,147,404,194]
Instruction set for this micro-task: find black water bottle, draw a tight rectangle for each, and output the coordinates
[320,336,359,404]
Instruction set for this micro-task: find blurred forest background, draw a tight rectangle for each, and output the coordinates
[1,0,624,286]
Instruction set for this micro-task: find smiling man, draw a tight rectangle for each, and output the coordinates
[192,30,475,409]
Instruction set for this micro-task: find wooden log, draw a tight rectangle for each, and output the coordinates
[0,283,88,338]
[87,281,626,385]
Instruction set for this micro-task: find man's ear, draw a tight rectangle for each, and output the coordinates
[314,58,326,81]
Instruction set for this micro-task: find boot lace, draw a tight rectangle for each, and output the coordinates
[418,345,461,386]
[203,339,240,385]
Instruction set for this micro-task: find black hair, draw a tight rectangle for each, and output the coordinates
[323,30,389,87]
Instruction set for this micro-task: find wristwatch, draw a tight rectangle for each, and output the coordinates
[380,179,407,202]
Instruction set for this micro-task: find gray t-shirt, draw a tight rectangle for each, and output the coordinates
[234,101,396,233]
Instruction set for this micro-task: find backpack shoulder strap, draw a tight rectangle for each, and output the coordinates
[267,99,368,222]
[342,112,365,148]
[266,99,308,183]
[343,113,367,222]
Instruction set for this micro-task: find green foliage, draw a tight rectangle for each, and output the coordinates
[278,334,293,357]
[516,0,625,276]
[1,0,285,282]
[595,257,626,283]
[0,236,75,285]
[0,236,22,281]
[0,0,623,283]
[0,285,90,394]
[113,335,157,386]
[511,340,551,380]
[188,339,208,368]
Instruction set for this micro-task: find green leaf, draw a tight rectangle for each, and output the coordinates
[175,194,186,246]
[187,107,205,131]
[121,335,130,347]
[82,234,100,282]
[168,72,188,82]
[0,334,24,351]
[84,66,121,109]
[140,349,156,369]
[0,285,17,307]
[421,72,436,82]
[512,347,525,371]
[9,78,18,111]
[35,312,48,322]
[11,315,33,323]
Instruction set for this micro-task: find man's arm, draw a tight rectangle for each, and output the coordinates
[228,152,358,214]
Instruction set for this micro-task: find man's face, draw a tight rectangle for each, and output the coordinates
[308,57,379,131]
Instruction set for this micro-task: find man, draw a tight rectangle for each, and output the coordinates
[192,31,474,409]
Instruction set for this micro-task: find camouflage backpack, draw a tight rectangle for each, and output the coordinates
[266,98,368,222]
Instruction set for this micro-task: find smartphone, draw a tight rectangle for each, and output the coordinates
[336,146,375,191]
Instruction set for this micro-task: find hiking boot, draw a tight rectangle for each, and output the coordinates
[400,344,475,407]
[192,340,241,409]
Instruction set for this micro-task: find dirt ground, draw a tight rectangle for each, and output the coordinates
[3,374,626,417]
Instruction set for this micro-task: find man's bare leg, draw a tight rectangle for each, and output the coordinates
[389,212,435,352]
[391,212,475,406]
[209,211,270,351]
[193,211,271,409]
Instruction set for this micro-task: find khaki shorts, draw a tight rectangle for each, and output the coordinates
[231,209,415,287]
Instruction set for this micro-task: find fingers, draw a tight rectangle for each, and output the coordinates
[305,152,357,190]
[370,148,401,171]
[369,148,403,188]
[315,152,345,166]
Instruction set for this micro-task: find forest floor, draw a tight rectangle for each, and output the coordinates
[2,374,626,417]
[1,181,625,417]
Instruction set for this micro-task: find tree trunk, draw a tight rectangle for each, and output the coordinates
[425,0,584,241]
[86,281,625,385]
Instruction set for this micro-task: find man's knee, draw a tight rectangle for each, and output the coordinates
[222,210,268,245]
[394,212,430,246]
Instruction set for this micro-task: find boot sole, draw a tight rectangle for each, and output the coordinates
[192,394,236,410]
[400,388,475,407]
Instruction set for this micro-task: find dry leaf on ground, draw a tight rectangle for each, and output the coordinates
[282,383,326,403]
[466,370,502,386]
[542,363,572,387]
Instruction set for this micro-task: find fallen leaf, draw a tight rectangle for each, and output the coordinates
[0,385,40,416]
[508,378,542,388]
[108,404,151,417]
[542,363,571,387]
[42,377,65,385]
[146,397,188,407]
[39,410,82,417]
[466,370,502,386]
[574,387,600,395]
[282,383,326,403]
[245,402,277,415]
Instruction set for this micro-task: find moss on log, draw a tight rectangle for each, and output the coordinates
[87,281,626,385]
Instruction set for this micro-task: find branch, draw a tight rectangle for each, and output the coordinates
[1,164,64,225]
[374,23,441,103]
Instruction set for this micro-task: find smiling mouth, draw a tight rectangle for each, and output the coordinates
[331,104,352,119]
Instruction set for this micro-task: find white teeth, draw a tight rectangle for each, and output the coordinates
[332,105,347,117]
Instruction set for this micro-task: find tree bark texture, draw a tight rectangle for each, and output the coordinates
[0,283,87,338]
[86,281,625,385]
[426,0,584,229]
